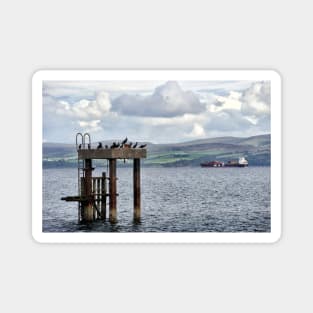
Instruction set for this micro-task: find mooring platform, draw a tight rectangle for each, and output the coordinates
[78,148,147,159]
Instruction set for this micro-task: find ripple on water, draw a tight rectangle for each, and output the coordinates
[43,166,271,232]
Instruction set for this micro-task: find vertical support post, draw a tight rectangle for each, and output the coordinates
[79,177,85,222]
[100,172,106,220]
[109,159,117,222]
[83,158,94,222]
[96,178,100,219]
[133,158,141,221]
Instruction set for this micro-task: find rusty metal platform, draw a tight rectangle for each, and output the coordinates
[78,148,147,160]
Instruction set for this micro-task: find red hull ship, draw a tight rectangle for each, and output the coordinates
[200,157,248,168]
[200,160,224,167]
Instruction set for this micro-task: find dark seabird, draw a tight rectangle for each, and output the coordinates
[133,142,138,148]
[97,142,103,149]
[78,144,82,150]
[105,145,108,149]
[88,143,91,149]
[129,142,133,148]
[121,137,128,145]
[111,142,119,149]
[139,144,147,148]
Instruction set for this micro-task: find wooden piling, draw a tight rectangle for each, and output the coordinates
[80,177,85,222]
[96,178,100,219]
[133,158,141,221]
[101,172,106,220]
[109,159,117,222]
[83,159,94,222]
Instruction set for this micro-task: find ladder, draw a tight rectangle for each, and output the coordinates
[76,133,91,221]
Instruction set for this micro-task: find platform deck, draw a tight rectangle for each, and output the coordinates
[78,148,147,159]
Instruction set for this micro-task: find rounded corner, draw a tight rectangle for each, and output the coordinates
[31,230,44,244]
[269,230,282,244]
[32,70,45,84]
[268,69,282,84]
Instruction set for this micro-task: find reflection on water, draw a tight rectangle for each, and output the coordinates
[43,166,271,232]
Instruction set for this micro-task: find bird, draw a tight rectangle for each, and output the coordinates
[129,142,133,148]
[88,143,91,149]
[139,144,147,148]
[97,142,103,149]
[78,144,82,150]
[121,137,128,145]
[133,142,138,148]
[111,142,119,149]
[105,144,108,149]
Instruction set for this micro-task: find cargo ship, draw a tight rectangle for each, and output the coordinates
[200,157,248,168]
[224,157,248,167]
[200,160,225,167]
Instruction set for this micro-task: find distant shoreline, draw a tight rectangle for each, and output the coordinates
[43,134,271,168]
[43,162,270,169]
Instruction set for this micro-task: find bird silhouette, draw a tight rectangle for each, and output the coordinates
[105,145,108,149]
[129,142,133,148]
[97,142,103,149]
[78,144,82,150]
[88,143,91,149]
[121,137,128,145]
[139,144,147,148]
[133,142,138,148]
[111,142,119,149]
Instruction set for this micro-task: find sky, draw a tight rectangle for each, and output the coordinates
[43,80,271,144]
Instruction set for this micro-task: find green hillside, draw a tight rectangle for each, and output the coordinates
[43,134,270,168]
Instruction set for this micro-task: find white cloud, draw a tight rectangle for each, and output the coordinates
[43,81,164,99]
[210,91,242,112]
[78,120,102,133]
[185,123,206,138]
[112,81,206,117]
[54,91,112,120]
[241,81,270,117]
[43,80,271,143]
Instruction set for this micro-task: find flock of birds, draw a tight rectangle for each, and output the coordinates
[78,137,147,150]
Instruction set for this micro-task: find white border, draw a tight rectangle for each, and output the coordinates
[32,70,281,243]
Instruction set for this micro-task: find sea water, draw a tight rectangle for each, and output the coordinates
[43,166,270,232]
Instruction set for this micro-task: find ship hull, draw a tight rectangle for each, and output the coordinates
[200,157,248,168]
[224,164,248,167]
[200,161,224,167]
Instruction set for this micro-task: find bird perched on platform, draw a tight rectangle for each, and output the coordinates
[133,142,138,148]
[88,143,91,149]
[111,142,119,149]
[105,144,108,149]
[121,137,128,145]
[78,144,82,150]
[139,144,147,148]
[97,142,103,149]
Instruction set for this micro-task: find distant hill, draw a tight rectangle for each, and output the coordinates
[43,134,270,168]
